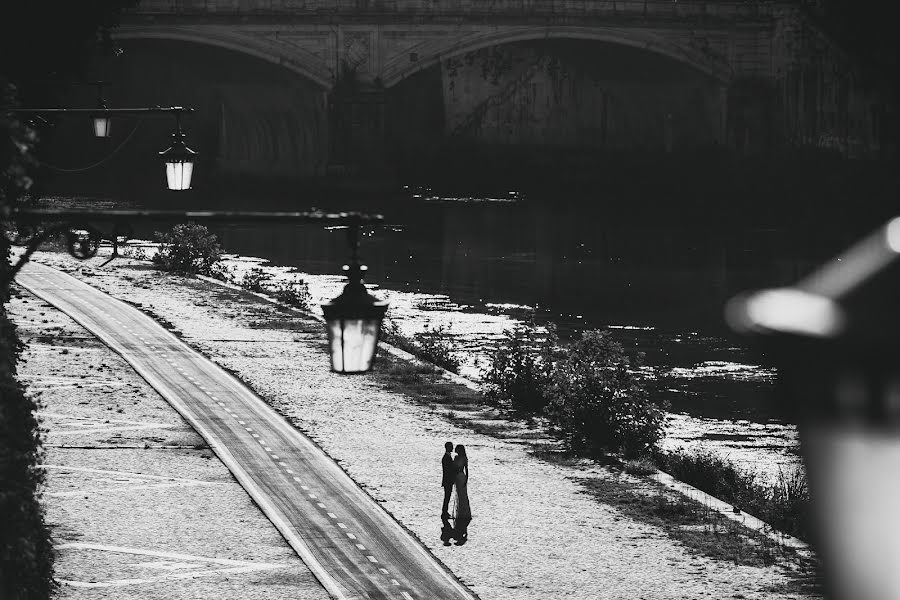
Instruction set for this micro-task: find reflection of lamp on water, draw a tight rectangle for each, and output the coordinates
[321,224,388,373]
[158,112,196,191]
[726,216,900,600]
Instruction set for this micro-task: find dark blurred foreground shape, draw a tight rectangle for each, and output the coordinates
[727,216,900,600]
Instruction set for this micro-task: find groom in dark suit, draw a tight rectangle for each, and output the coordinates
[441,441,455,518]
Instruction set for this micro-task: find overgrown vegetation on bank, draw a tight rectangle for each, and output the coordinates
[151,225,314,312]
[654,449,811,542]
[380,320,461,374]
[483,324,667,458]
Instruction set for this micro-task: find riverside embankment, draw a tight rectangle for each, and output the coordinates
[16,249,818,600]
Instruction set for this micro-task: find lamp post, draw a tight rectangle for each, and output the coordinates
[158,112,197,191]
[726,217,900,600]
[8,208,389,374]
[5,105,196,190]
[91,83,111,138]
[321,224,389,373]
[91,99,111,138]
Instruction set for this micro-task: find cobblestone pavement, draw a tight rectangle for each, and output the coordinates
[24,251,820,600]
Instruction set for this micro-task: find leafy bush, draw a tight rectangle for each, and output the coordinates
[273,279,313,311]
[239,267,269,292]
[208,261,235,283]
[482,324,559,414]
[545,330,666,458]
[413,324,460,374]
[152,223,222,276]
[121,245,149,261]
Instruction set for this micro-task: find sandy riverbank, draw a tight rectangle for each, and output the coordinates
[18,249,818,599]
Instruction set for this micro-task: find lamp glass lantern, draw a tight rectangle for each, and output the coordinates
[92,92,111,138]
[321,263,388,374]
[159,121,197,191]
[92,112,111,138]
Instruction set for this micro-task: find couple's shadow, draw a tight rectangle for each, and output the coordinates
[440,515,467,546]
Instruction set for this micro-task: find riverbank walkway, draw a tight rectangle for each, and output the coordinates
[18,261,472,600]
[15,250,817,600]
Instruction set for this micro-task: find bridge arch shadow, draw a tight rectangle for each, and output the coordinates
[382,26,732,88]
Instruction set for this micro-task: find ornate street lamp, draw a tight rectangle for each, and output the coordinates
[726,217,900,600]
[321,224,389,373]
[91,84,111,138]
[158,113,196,191]
[5,105,196,190]
[92,100,111,138]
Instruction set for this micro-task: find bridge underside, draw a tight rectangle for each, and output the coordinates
[77,36,737,184]
[43,12,889,201]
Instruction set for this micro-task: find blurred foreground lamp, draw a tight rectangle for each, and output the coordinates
[158,113,196,191]
[726,216,900,600]
[321,230,388,373]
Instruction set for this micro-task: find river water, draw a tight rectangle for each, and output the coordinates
[50,191,805,482]
[205,189,802,483]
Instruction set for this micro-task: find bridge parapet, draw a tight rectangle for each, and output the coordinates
[131,0,781,22]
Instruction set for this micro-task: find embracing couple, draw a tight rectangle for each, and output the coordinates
[441,442,471,545]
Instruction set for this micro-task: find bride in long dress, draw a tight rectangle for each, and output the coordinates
[451,444,471,544]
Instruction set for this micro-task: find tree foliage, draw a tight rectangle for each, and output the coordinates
[482,324,559,414]
[545,330,667,458]
[152,223,222,276]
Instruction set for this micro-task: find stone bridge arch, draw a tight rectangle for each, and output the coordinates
[381,26,734,88]
[116,25,334,89]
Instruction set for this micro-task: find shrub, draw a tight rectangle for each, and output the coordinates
[239,267,269,293]
[413,324,460,374]
[273,279,313,311]
[482,323,559,414]
[545,330,666,458]
[208,261,235,283]
[380,319,460,373]
[380,318,417,354]
[152,223,222,276]
[624,457,658,476]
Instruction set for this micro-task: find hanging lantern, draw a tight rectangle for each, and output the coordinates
[92,90,111,138]
[321,262,388,374]
[92,112,111,138]
[158,116,197,191]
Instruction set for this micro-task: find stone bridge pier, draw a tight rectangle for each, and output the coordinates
[104,1,889,181]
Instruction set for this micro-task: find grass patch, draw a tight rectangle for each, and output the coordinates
[372,353,481,407]
[654,449,811,542]
[578,475,817,582]
[624,457,657,476]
